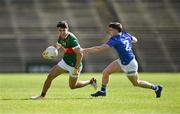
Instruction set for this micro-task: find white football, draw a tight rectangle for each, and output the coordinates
[42,46,58,59]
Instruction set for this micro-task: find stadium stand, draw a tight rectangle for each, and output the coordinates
[0,0,179,72]
[110,0,180,72]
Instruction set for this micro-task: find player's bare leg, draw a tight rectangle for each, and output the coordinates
[102,60,122,85]
[91,60,121,97]
[31,65,66,100]
[127,74,163,98]
[127,75,152,89]
[41,65,66,94]
[69,76,97,89]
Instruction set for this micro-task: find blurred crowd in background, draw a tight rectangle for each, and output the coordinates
[0,0,180,72]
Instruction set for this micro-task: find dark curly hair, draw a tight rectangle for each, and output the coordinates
[56,21,68,28]
[108,22,122,32]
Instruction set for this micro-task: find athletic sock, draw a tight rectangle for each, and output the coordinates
[151,85,159,91]
[41,92,46,97]
[101,84,106,93]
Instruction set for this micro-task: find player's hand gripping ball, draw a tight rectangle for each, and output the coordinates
[42,46,58,59]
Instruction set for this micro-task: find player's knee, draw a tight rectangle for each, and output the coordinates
[69,85,76,89]
[102,69,110,76]
[131,81,139,87]
[70,87,76,89]
[133,83,139,87]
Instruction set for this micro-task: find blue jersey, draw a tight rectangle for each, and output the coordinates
[106,32,135,65]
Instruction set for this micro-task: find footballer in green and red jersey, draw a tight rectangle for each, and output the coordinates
[31,21,97,100]
[57,31,82,68]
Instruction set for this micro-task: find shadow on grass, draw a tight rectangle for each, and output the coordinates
[0,97,96,100]
[0,98,31,100]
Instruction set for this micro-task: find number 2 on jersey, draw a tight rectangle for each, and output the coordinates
[123,40,131,51]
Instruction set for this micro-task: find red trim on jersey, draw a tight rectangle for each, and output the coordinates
[65,48,74,53]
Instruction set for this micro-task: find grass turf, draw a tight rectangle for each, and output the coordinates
[0,73,180,114]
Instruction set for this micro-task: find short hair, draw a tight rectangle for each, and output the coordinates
[108,22,122,32]
[56,21,68,28]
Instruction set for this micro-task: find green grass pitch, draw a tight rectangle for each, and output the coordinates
[0,73,180,114]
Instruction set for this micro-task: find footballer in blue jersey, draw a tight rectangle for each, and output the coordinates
[82,22,163,98]
[106,31,135,65]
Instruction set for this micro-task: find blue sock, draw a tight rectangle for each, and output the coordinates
[101,84,106,93]
[151,85,158,91]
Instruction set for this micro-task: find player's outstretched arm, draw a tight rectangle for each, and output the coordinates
[82,44,109,54]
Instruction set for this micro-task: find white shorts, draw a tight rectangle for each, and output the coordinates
[117,58,138,76]
[57,59,82,77]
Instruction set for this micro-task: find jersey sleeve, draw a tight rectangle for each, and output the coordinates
[71,38,80,49]
[106,38,116,47]
[57,40,62,45]
[66,32,81,49]
[126,32,133,41]
[56,38,63,46]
